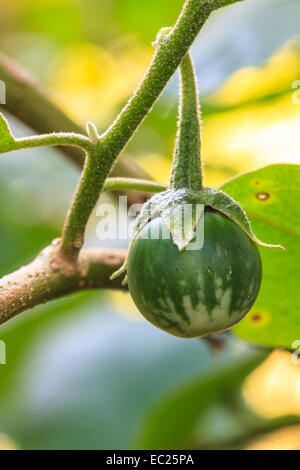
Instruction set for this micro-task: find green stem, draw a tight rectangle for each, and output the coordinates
[14,132,92,152]
[59,0,243,259]
[60,159,168,261]
[170,53,202,191]
[60,146,100,259]
[103,177,167,193]
[100,0,242,163]
[61,173,166,260]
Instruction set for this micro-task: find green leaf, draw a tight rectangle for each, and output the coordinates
[0,113,16,154]
[134,352,267,449]
[222,164,300,349]
[199,187,283,250]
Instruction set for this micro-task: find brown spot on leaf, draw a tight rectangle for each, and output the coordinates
[251,313,262,322]
[256,192,270,201]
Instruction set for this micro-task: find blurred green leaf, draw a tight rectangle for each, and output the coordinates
[0,303,248,450]
[0,292,95,400]
[134,353,267,449]
[222,164,300,348]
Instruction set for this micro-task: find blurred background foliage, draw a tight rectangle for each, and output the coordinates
[0,0,299,450]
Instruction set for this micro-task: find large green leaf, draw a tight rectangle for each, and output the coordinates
[222,164,300,349]
[134,353,268,449]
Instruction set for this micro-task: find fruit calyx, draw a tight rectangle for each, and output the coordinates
[111,51,283,283]
[111,185,283,283]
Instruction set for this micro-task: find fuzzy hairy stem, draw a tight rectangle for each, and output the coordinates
[60,157,168,260]
[100,0,243,162]
[14,132,92,152]
[60,147,102,259]
[170,53,202,191]
[0,242,126,325]
[59,0,243,258]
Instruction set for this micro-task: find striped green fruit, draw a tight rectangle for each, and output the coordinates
[127,209,262,338]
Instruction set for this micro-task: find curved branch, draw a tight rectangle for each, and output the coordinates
[0,242,126,325]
